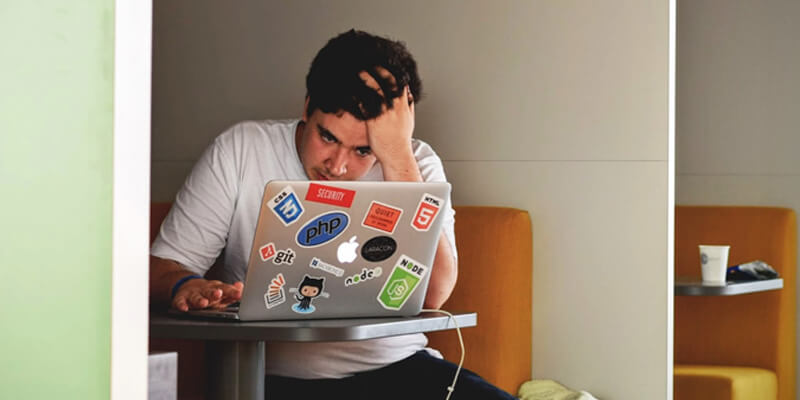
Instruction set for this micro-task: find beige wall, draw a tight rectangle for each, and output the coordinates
[152,1,673,398]
[676,1,800,396]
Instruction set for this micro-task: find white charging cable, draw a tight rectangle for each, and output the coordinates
[422,309,465,400]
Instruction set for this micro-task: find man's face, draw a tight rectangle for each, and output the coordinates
[296,103,378,181]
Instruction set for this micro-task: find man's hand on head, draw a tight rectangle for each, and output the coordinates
[359,68,422,182]
[171,278,244,312]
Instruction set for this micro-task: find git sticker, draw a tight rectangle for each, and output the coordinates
[411,193,443,232]
[305,183,356,208]
[259,243,277,262]
[269,186,304,226]
[264,273,286,309]
[259,243,295,265]
[362,201,403,234]
[377,255,427,310]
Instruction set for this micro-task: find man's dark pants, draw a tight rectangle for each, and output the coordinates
[266,350,517,399]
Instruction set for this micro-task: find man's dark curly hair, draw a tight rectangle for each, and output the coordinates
[305,29,423,121]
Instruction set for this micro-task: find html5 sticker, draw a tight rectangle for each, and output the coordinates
[305,183,356,208]
[362,201,403,234]
[269,186,304,226]
[259,242,277,262]
[411,193,443,232]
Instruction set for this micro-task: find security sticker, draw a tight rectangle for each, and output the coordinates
[362,201,403,234]
[411,193,443,232]
[361,236,397,262]
[377,255,427,310]
[264,273,286,309]
[289,275,330,314]
[269,186,304,226]
[272,248,295,265]
[296,211,350,248]
[309,257,345,277]
[345,267,383,287]
[305,183,356,208]
[259,242,277,262]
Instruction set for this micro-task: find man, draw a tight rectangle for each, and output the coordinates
[150,29,515,399]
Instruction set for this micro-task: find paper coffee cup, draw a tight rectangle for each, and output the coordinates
[699,245,730,283]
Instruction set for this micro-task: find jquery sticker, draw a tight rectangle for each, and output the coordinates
[345,267,383,287]
[309,257,345,277]
[377,255,427,310]
[259,242,276,262]
[296,211,350,248]
[362,201,403,234]
[264,273,286,309]
[305,183,356,208]
[269,186,304,226]
[411,193,443,232]
[361,236,397,262]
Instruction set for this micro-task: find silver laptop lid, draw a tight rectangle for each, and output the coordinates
[237,180,451,321]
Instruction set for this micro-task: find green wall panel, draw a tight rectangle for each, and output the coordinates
[0,2,115,399]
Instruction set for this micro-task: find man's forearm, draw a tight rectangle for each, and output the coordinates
[149,255,199,307]
[423,231,458,309]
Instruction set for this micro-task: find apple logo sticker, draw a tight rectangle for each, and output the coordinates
[337,236,359,263]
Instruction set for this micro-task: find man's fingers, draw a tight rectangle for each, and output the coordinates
[173,296,189,312]
[188,293,210,309]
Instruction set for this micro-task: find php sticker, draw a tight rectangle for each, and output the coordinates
[377,255,427,310]
[309,257,345,277]
[361,236,397,262]
[259,242,276,262]
[269,186,304,226]
[305,183,356,208]
[264,273,286,309]
[289,275,329,314]
[345,267,383,287]
[411,193,443,232]
[362,201,403,234]
[296,211,350,248]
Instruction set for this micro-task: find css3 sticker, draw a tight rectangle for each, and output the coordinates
[411,193,443,232]
[377,255,427,310]
[269,186,304,226]
[296,211,349,248]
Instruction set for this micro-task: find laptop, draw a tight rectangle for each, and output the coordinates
[182,180,451,321]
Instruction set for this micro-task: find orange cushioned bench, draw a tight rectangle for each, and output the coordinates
[675,206,797,400]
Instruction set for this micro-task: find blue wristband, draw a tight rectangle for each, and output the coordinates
[171,275,203,299]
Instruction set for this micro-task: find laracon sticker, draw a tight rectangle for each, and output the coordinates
[345,267,383,287]
[361,201,403,234]
[259,243,276,262]
[411,193,443,232]
[296,211,350,248]
[264,273,286,309]
[305,183,356,208]
[377,255,427,310]
[309,257,345,277]
[289,275,329,314]
[361,236,397,262]
[269,186,304,226]
[272,248,296,265]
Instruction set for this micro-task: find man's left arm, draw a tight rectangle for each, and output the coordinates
[362,72,458,309]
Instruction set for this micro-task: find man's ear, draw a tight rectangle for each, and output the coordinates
[302,97,310,122]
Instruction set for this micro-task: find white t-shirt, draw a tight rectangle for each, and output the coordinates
[151,119,457,378]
